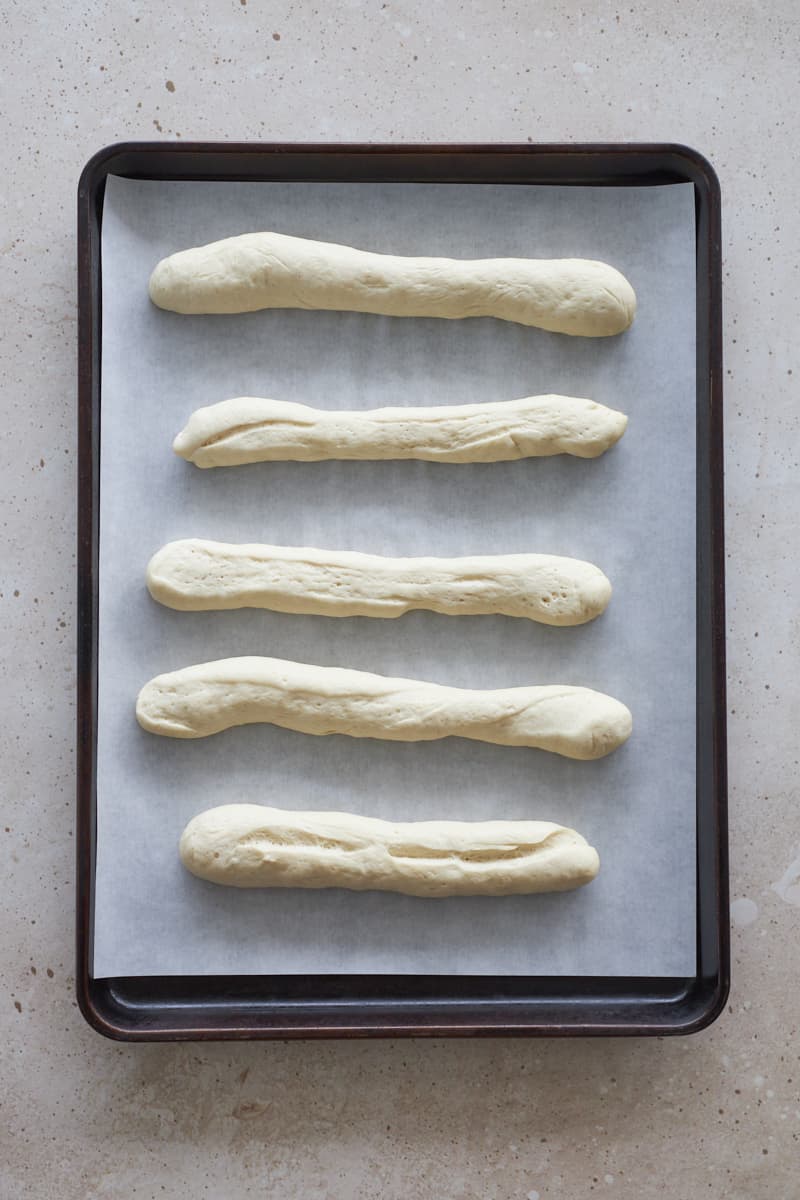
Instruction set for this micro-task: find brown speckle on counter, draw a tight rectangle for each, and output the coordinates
[232,1099,270,1120]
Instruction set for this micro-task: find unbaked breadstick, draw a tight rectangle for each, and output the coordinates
[179,804,601,897]
[173,394,628,467]
[136,656,632,759]
[146,539,612,626]
[149,231,636,336]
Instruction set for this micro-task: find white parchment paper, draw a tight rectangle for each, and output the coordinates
[94,176,696,978]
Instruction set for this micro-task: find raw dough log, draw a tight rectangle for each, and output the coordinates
[146,539,613,626]
[136,656,632,759]
[173,394,628,467]
[149,231,636,336]
[179,804,601,897]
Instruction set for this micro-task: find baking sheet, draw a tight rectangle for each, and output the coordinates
[94,175,696,978]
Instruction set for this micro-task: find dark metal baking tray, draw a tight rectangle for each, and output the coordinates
[77,142,727,1040]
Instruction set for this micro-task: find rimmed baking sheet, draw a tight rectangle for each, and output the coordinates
[92,174,696,979]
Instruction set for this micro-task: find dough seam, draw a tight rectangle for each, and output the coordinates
[173,394,629,467]
[179,804,601,896]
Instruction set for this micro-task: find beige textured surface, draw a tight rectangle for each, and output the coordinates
[179,804,600,895]
[136,656,633,757]
[149,230,637,334]
[173,393,629,464]
[147,539,613,624]
[1,1,797,1197]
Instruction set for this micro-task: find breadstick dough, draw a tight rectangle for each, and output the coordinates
[179,804,601,897]
[136,656,632,760]
[149,231,636,337]
[146,539,612,626]
[173,394,628,467]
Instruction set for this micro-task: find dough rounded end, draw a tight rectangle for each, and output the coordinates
[136,679,203,738]
[527,260,637,337]
[149,252,216,315]
[150,241,277,314]
[577,407,628,458]
[581,695,632,761]
[145,543,205,611]
[172,424,193,460]
[589,569,613,620]
[148,257,188,311]
[597,266,637,336]
[530,689,632,760]
[554,566,612,626]
[148,260,167,308]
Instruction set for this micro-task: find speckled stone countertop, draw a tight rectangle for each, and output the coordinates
[2,3,797,1197]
